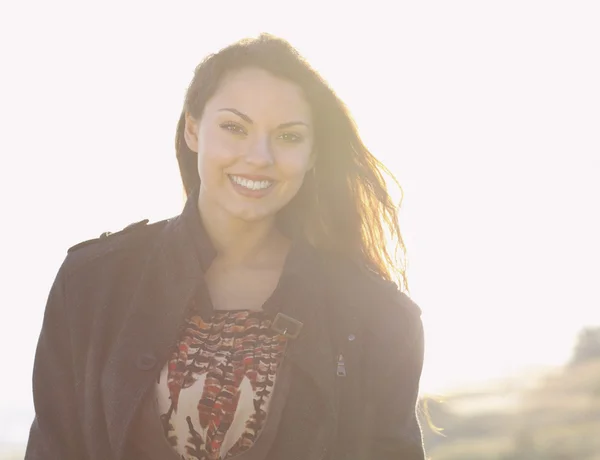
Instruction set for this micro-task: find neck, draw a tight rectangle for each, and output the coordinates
[197,192,289,267]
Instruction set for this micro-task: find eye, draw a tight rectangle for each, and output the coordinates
[277,132,304,143]
[220,122,247,136]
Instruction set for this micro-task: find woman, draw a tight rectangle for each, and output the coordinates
[25,34,426,460]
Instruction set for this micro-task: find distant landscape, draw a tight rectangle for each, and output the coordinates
[423,326,600,459]
[4,327,600,460]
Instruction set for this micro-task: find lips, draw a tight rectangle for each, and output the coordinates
[228,175,274,191]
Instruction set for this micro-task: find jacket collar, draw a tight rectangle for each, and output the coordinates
[179,187,325,317]
[101,189,338,460]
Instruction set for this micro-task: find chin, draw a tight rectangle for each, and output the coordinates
[229,206,278,223]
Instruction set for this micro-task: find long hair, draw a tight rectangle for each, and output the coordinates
[175,34,408,290]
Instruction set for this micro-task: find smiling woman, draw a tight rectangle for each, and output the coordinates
[25,34,426,460]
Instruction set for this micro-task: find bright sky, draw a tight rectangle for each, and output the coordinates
[1,0,599,448]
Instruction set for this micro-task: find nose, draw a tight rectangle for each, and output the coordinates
[245,137,274,167]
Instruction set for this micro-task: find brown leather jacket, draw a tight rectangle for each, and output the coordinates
[25,193,425,460]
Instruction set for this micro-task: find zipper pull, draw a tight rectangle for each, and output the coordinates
[336,354,347,377]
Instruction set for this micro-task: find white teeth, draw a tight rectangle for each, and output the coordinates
[230,175,273,191]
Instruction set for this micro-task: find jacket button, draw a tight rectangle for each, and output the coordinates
[136,353,157,371]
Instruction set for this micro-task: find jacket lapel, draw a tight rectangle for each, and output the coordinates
[272,246,340,458]
[101,215,204,460]
[282,276,337,410]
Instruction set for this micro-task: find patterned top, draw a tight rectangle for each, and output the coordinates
[155,310,289,460]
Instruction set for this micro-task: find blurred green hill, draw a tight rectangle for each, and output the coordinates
[423,327,600,459]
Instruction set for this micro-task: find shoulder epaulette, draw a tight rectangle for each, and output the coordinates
[67,219,150,253]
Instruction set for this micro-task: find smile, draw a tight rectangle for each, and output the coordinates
[229,175,274,191]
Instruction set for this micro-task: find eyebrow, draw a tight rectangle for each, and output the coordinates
[218,108,309,129]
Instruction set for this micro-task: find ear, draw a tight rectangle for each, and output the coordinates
[184,112,199,153]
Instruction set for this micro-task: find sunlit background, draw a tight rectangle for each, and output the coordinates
[1,1,599,458]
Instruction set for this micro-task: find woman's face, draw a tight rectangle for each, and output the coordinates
[185,67,315,223]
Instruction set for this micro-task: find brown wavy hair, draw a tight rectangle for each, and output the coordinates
[175,34,408,290]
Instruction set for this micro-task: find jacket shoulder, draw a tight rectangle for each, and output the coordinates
[67,219,149,253]
[325,256,421,318]
[64,218,170,268]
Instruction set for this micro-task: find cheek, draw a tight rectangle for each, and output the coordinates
[277,148,314,179]
[196,130,238,178]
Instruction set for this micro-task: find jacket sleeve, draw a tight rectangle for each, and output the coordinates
[365,288,426,460]
[25,261,87,460]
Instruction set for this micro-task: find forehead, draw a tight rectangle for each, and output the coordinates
[206,67,312,121]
